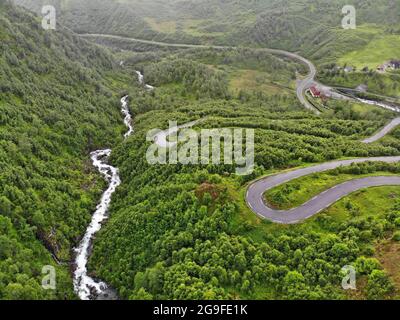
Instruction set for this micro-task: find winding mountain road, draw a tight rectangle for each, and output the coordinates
[79,33,400,224]
[246,157,400,224]
[362,117,400,144]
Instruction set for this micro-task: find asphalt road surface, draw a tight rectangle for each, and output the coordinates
[363,118,400,143]
[246,157,400,224]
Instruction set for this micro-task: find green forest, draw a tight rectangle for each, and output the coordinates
[88,69,400,299]
[0,2,138,299]
[88,41,400,299]
[1,0,400,301]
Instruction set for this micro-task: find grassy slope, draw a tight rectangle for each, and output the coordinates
[339,34,400,69]
[14,1,400,47]
[229,69,295,96]
[315,24,400,97]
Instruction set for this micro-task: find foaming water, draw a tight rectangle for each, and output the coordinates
[135,70,154,90]
[73,149,121,300]
[73,97,133,300]
[121,96,133,138]
[73,72,153,300]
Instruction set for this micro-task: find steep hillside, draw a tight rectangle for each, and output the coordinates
[0,2,134,299]
[14,0,400,53]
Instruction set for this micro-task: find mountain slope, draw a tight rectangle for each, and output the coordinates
[4,0,400,301]
[13,0,400,52]
[85,49,400,300]
[0,2,134,299]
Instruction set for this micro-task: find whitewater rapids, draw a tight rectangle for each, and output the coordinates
[73,71,153,300]
[73,97,129,300]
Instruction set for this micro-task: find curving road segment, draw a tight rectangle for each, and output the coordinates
[246,157,400,224]
[362,118,400,143]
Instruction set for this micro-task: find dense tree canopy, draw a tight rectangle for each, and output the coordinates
[0,4,136,299]
[2,1,400,300]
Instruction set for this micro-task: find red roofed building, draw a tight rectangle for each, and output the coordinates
[309,86,321,98]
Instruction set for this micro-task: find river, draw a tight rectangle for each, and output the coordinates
[73,71,150,300]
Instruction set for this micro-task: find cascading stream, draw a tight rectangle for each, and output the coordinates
[73,72,151,300]
[73,148,121,300]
